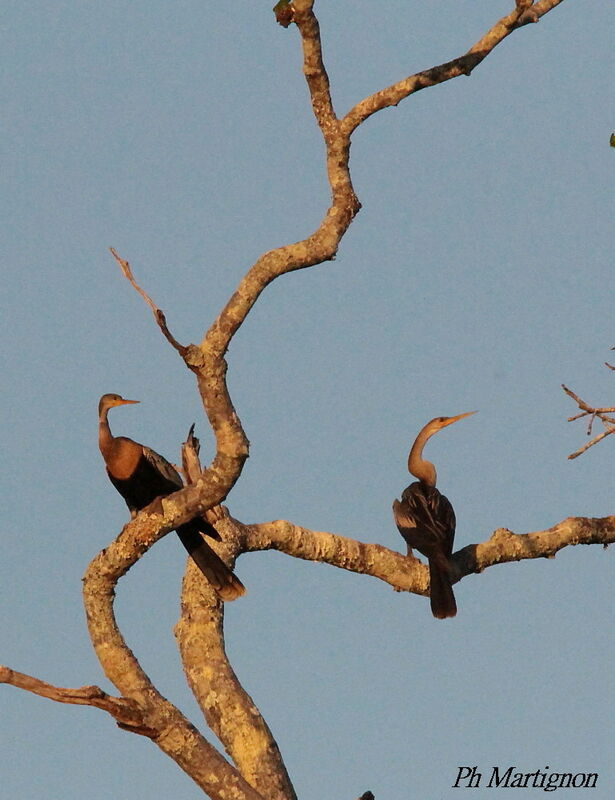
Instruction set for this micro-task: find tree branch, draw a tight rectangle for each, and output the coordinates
[0,667,156,736]
[240,515,615,600]
[456,516,615,575]
[178,437,295,800]
[201,1,359,364]
[175,559,296,800]
[110,247,187,356]
[81,507,263,800]
[246,518,425,592]
[293,0,336,131]
[199,0,567,370]
[342,0,564,135]
[562,384,615,459]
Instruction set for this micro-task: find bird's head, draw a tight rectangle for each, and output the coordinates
[98,393,140,416]
[425,410,477,434]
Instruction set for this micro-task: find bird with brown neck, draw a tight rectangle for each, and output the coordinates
[392,411,476,619]
[98,393,245,601]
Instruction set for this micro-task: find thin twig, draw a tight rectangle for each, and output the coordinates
[562,384,615,458]
[109,247,186,355]
[561,384,615,415]
[567,429,615,460]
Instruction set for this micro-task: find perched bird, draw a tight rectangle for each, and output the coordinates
[392,412,475,619]
[98,393,245,601]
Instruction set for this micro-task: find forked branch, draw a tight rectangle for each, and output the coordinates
[562,384,615,459]
[0,667,155,736]
[80,511,263,800]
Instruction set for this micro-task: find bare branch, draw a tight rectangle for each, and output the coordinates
[175,554,296,800]
[109,247,187,355]
[457,516,615,576]
[201,2,359,363]
[566,429,615,460]
[562,384,615,459]
[245,518,427,593]
[199,1,565,366]
[240,514,615,599]
[106,0,567,528]
[176,441,293,798]
[293,0,337,129]
[562,384,615,417]
[0,667,155,736]
[342,0,564,135]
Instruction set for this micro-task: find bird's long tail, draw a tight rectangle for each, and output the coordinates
[428,558,457,619]
[177,523,246,601]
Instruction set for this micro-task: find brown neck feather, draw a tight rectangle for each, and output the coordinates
[407,423,438,487]
[98,408,142,479]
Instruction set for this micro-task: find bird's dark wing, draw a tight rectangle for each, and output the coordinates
[392,498,417,531]
[141,446,183,489]
[393,482,456,559]
[403,484,455,541]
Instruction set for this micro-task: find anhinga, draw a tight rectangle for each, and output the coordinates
[392,411,476,619]
[98,393,245,601]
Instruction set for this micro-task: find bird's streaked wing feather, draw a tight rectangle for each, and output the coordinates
[142,446,183,489]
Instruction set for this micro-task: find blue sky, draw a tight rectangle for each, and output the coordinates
[2,2,613,798]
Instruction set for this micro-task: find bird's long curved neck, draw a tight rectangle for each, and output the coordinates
[98,406,142,480]
[98,407,115,460]
[408,424,438,487]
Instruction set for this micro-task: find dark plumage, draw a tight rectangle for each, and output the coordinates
[98,393,245,601]
[392,412,475,619]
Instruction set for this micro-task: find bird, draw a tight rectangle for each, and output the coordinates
[392,411,476,619]
[98,393,246,601]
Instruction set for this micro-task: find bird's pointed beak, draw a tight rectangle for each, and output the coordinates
[119,399,140,405]
[445,410,477,426]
